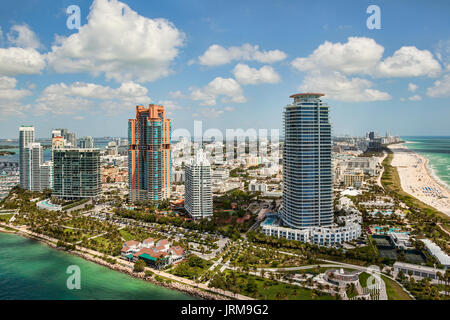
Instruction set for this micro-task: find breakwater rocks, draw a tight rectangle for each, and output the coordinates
[0,225,225,301]
[71,251,226,300]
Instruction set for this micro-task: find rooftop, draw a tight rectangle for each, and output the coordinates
[290,93,325,98]
[421,239,450,265]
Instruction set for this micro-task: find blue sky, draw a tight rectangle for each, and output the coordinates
[0,0,449,138]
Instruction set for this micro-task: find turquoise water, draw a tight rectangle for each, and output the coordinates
[262,218,275,225]
[38,199,60,209]
[0,232,194,300]
[402,136,450,189]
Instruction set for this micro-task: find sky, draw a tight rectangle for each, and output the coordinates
[0,0,449,139]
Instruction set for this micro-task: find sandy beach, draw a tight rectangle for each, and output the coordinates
[389,143,450,216]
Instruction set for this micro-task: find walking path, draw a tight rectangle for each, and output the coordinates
[0,223,253,300]
[377,151,387,189]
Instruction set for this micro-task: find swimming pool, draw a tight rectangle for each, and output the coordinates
[37,200,62,211]
[373,226,409,234]
[262,217,276,225]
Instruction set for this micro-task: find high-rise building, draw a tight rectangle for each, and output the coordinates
[65,132,77,148]
[53,148,101,199]
[52,129,62,138]
[39,161,53,191]
[128,104,171,202]
[281,93,333,228]
[184,149,213,219]
[19,126,35,189]
[78,136,94,149]
[55,128,76,147]
[29,142,43,191]
[19,126,52,191]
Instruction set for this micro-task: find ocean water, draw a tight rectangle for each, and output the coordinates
[0,233,193,300]
[0,138,113,163]
[402,136,450,189]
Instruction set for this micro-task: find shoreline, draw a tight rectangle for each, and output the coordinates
[0,225,227,301]
[388,143,450,217]
[402,141,450,192]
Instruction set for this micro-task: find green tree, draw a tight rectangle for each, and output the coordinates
[134,259,146,272]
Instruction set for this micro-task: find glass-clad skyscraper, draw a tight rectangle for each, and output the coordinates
[19,126,35,189]
[53,148,101,199]
[128,104,171,202]
[281,93,333,228]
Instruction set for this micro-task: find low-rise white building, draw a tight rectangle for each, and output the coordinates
[421,239,450,269]
[248,180,267,192]
[261,215,361,246]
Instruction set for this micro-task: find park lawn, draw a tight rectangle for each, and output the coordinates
[119,229,134,241]
[359,272,371,288]
[230,272,334,300]
[0,214,13,222]
[381,275,412,300]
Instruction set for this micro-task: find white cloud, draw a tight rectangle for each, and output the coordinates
[35,81,150,115]
[0,76,32,118]
[190,77,246,106]
[7,24,42,49]
[157,100,184,111]
[298,71,391,102]
[168,90,187,99]
[192,107,233,118]
[376,46,441,77]
[291,37,442,80]
[232,64,281,85]
[408,95,422,101]
[198,43,286,66]
[408,83,418,92]
[427,74,450,97]
[0,47,46,75]
[47,0,185,83]
[0,24,46,76]
[435,39,450,70]
[291,37,384,75]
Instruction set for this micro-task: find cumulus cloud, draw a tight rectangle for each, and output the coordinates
[298,71,391,102]
[408,95,422,101]
[291,37,442,79]
[0,76,32,118]
[0,24,46,76]
[0,47,45,76]
[408,83,418,92]
[376,46,441,77]
[198,43,286,66]
[7,24,42,49]
[157,100,184,111]
[232,64,281,85]
[427,74,450,97]
[291,37,384,75]
[192,107,233,118]
[35,81,150,115]
[47,0,185,83]
[190,77,246,106]
[168,90,188,99]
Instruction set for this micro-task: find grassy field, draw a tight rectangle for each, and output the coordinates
[232,272,335,300]
[381,275,412,300]
[359,272,371,288]
[0,214,13,222]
